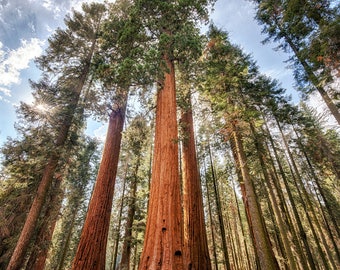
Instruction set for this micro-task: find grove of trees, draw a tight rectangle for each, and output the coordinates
[0,0,339,269]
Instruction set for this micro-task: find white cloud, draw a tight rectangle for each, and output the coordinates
[93,123,108,142]
[43,0,62,20]
[70,0,107,12]
[0,86,11,96]
[0,38,44,88]
[42,0,53,11]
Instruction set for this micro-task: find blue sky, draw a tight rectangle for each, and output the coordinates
[0,0,297,146]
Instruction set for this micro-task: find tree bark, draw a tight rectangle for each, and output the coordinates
[208,144,231,270]
[138,56,184,269]
[119,159,140,270]
[249,123,298,270]
[231,181,253,270]
[266,119,316,270]
[229,137,260,270]
[231,121,279,270]
[203,160,219,270]
[71,95,128,270]
[110,160,129,270]
[180,96,211,270]
[6,78,87,270]
[24,178,63,270]
[6,35,97,270]
[57,210,77,270]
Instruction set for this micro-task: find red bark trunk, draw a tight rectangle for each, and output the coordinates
[181,104,212,270]
[138,57,184,269]
[71,96,127,270]
[6,38,96,270]
[25,178,63,270]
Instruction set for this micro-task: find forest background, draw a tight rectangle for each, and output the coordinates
[0,0,339,269]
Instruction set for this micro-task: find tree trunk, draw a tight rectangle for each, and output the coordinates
[231,181,253,270]
[266,119,316,270]
[6,77,89,270]
[208,144,231,270]
[71,94,128,270]
[281,27,340,125]
[119,158,140,270]
[57,210,77,270]
[24,178,63,270]
[231,121,279,270]
[6,35,97,270]
[203,160,219,270]
[181,94,211,270]
[110,160,129,270]
[138,56,184,269]
[229,137,260,270]
[277,120,331,269]
[250,122,298,270]
[262,123,308,270]
[293,126,340,239]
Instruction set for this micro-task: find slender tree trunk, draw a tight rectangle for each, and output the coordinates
[294,129,340,266]
[311,182,340,267]
[232,181,253,270]
[264,119,314,270]
[225,209,238,270]
[229,137,260,270]
[24,178,63,270]
[111,161,129,270]
[71,93,128,270]
[138,56,184,269]
[180,93,211,270]
[250,123,298,270]
[293,126,340,238]
[203,160,219,270]
[277,121,331,269]
[229,204,242,270]
[262,124,308,270]
[6,34,97,270]
[208,144,231,270]
[230,120,279,270]
[119,158,140,270]
[284,150,331,269]
[6,75,91,270]
[57,210,77,270]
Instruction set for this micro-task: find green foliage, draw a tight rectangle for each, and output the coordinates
[253,0,339,93]
[46,137,100,270]
[36,3,106,77]
[133,0,215,72]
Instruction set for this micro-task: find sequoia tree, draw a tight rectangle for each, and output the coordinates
[6,4,105,269]
[201,25,280,270]
[136,0,215,268]
[71,1,147,268]
[179,87,212,269]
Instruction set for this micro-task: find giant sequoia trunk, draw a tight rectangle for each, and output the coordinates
[180,95,211,270]
[71,94,128,270]
[231,121,279,270]
[138,56,185,269]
